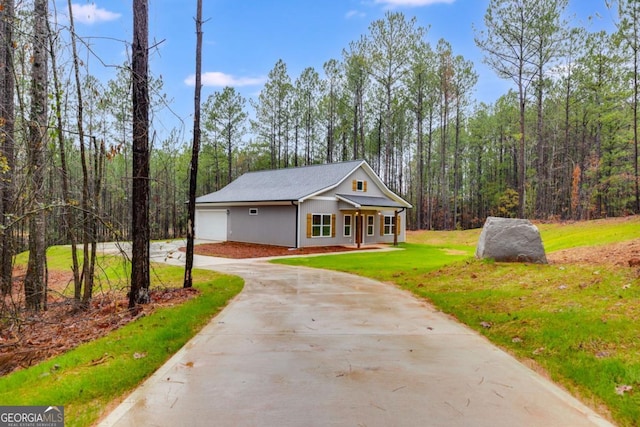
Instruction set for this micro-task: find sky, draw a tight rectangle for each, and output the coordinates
[59,0,616,142]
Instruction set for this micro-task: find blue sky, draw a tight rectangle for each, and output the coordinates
[62,0,615,140]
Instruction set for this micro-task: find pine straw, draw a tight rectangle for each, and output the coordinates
[0,273,198,376]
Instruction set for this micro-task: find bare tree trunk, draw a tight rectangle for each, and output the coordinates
[130,0,150,307]
[25,0,48,311]
[633,42,640,213]
[415,80,424,230]
[452,96,461,229]
[518,83,526,219]
[67,0,97,307]
[48,12,81,301]
[184,0,203,289]
[0,0,15,296]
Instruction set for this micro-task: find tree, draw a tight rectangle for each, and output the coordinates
[322,59,341,163]
[575,31,628,217]
[251,59,292,169]
[24,0,48,311]
[531,0,568,217]
[557,27,587,219]
[130,0,150,307]
[475,0,541,218]
[292,67,321,166]
[451,54,477,229]
[437,40,453,229]
[343,46,369,161]
[0,0,15,296]
[184,0,203,289]
[49,5,81,303]
[610,0,640,213]
[362,11,426,182]
[203,87,247,184]
[67,0,106,307]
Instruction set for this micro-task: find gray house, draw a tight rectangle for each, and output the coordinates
[194,160,412,248]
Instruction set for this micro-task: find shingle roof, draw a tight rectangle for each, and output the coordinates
[195,160,365,203]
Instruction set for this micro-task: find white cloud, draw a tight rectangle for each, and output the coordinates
[71,3,121,24]
[374,0,455,7]
[345,10,366,19]
[184,71,266,87]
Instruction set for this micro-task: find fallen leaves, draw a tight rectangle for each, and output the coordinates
[1,286,199,376]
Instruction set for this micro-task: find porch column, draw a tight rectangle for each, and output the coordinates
[356,211,362,248]
[394,210,398,247]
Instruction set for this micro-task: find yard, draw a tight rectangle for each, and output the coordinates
[275,216,640,426]
[1,216,639,426]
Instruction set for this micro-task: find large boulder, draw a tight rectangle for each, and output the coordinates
[475,216,547,264]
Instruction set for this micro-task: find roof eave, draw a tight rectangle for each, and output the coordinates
[195,200,299,207]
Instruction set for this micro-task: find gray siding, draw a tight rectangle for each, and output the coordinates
[228,205,296,247]
[198,164,408,248]
[298,198,345,247]
[298,198,407,247]
[300,168,406,247]
[326,168,385,197]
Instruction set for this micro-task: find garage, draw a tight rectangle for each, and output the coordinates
[195,209,227,241]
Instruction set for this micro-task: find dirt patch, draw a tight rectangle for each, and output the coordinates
[546,238,640,267]
[189,241,379,258]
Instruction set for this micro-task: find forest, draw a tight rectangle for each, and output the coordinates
[1,0,640,307]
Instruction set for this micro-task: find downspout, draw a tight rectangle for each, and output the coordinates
[394,207,406,247]
[292,201,299,248]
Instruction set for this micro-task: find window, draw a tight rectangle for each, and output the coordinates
[352,179,367,192]
[367,215,375,236]
[343,215,352,237]
[249,208,258,215]
[383,215,396,235]
[312,214,332,237]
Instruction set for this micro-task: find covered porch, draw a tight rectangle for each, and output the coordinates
[336,194,406,248]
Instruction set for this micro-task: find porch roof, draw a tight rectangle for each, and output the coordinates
[336,194,406,210]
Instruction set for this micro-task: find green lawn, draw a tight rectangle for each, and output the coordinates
[275,216,640,426]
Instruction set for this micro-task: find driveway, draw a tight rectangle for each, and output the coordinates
[98,249,613,427]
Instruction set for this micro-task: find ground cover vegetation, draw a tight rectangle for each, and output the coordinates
[275,216,640,426]
[0,247,243,427]
[0,217,636,426]
[0,0,639,422]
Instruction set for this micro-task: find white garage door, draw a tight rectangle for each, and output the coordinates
[195,209,227,241]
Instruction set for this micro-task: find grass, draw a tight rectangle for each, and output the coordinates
[536,216,640,252]
[275,217,640,426]
[4,218,638,425]
[0,249,243,427]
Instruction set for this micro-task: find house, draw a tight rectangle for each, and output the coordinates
[194,160,412,248]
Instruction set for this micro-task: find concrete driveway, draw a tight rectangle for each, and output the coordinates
[98,249,614,427]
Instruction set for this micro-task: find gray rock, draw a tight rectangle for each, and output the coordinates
[475,216,547,263]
